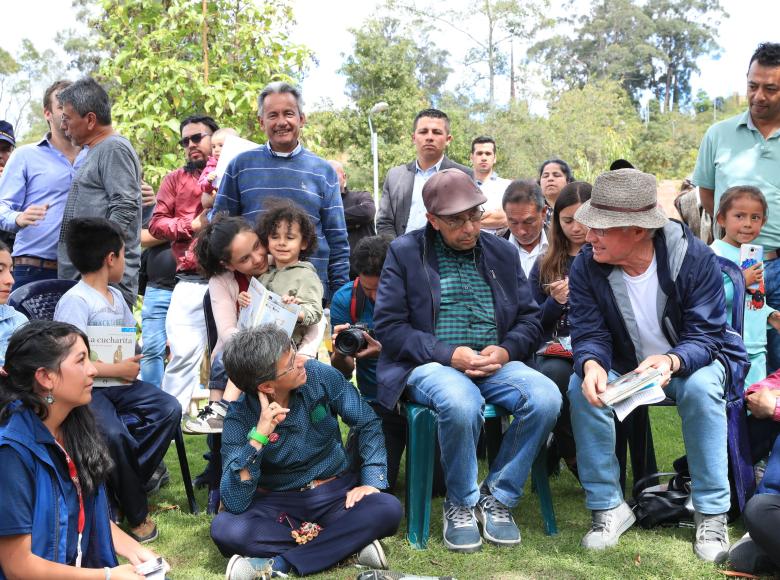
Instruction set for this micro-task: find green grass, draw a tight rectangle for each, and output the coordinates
[145,407,740,579]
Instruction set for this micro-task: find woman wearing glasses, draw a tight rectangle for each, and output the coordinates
[211,324,402,579]
[0,321,165,579]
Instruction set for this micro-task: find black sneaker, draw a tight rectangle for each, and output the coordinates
[144,462,170,495]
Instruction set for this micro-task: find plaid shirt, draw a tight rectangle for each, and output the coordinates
[433,233,498,350]
[219,359,388,514]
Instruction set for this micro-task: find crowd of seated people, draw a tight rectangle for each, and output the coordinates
[1,42,780,578]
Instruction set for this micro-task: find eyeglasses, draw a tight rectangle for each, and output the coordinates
[276,340,312,379]
[588,227,609,237]
[436,208,485,229]
[178,132,211,148]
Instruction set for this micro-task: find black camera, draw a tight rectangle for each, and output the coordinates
[334,324,374,357]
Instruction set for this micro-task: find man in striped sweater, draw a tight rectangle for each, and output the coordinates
[210,82,349,299]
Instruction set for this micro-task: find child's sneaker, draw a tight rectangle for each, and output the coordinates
[183,401,227,434]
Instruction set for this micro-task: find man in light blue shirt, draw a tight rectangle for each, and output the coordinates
[693,42,780,373]
[0,80,85,289]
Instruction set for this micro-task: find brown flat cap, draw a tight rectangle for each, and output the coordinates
[422,168,487,216]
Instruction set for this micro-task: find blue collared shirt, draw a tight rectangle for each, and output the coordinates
[0,135,86,259]
[219,359,387,514]
[405,157,444,233]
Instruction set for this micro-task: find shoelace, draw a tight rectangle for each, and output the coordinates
[480,495,512,523]
[196,404,214,420]
[590,510,611,533]
[697,517,727,543]
[444,504,475,528]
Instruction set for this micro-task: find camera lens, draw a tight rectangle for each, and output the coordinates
[334,327,367,356]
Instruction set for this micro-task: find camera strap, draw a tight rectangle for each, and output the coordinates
[350,277,367,324]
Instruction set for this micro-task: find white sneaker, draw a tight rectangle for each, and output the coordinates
[581,502,636,550]
[183,401,227,434]
[693,512,729,563]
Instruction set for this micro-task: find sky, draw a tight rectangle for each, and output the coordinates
[4,0,780,116]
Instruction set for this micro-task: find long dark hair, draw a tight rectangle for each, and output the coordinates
[538,181,592,288]
[195,214,254,278]
[0,321,113,495]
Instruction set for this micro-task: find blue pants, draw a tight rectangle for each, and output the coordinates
[140,286,173,388]
[406,361,561,508]
[90,380,181,526]
[210,473,402,576]
[568,361,730,514]
[748,415,780,495]
[11,264,57,291]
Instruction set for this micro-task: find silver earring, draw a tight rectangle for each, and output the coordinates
[44,391,55,405]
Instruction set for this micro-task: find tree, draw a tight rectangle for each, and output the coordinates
[645,0,726,112]
[529,0,659,102]
[81,0,311,186]
[392,0,547,105]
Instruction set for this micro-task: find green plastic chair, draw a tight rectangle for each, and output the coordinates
[404,402,558,549]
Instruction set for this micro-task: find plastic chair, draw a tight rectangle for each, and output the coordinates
[622,255,754,510]
[9,278,199,514]
[404,402,558,549]
[8,278,77,319]
[200,289,222,514]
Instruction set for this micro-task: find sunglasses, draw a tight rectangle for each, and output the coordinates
[178,132,211,148]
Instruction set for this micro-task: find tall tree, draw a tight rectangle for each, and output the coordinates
[392,0,547,105]
[76,0,311,186]
[645,0,726,112]
[530,0,659,101]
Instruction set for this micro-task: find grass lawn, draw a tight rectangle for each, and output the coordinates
[144,406,740,579]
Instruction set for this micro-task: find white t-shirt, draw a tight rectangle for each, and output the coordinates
[510,229,549,278]
[54,280,135,331]
[478,173,512,235]
[622,254,672,359]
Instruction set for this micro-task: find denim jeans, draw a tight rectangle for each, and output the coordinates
[406,361,561,508]
[11,264,57,291]
[763,257,780,374]
[140,286,173,388]
[568,360,729,514]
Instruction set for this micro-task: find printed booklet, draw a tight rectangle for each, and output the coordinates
[238,278,300,338]
[87,326,136,387]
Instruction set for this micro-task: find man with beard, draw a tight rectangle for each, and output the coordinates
[149,115,217,410]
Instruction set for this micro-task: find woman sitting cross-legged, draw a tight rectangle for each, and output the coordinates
[210,324,402,579]
[0,320,166,580]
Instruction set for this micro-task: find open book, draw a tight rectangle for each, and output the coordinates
[598,368,666,421]
[238,278,300,338]
[87,326,136,387]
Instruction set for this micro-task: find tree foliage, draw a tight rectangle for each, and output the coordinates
[85,0,311,186]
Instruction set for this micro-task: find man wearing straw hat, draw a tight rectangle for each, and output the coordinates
[567,168,746,562]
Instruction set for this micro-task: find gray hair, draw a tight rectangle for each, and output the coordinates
[58,77,112,126]
[502,179,545,212]
[257,81,304,117]
[222,324,290,395]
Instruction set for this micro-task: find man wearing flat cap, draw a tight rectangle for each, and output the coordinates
[567,168,748,562]
[374,168,560,553]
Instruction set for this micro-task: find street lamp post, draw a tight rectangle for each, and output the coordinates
[368,102,389,218]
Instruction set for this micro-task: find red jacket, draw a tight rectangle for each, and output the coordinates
[149,167,203,272]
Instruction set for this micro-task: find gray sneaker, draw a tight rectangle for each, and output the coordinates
[184,401,227,434]
[581,502,636,550]
[475,493,521,546]
[693,512,729,563]
[225,555,287,579]
[442,501,482,553]
[357,540,388,569]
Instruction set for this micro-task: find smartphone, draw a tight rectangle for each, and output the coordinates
[739,243,763,290]
[136,557,168,579]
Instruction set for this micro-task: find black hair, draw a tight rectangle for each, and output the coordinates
[471,136,496,154]
[0,321,114,495]
[502,179,545,211]
[413,108,450,133]
[58,77,111,125]
[538,158,575,184]
[0,239,10,255]
[716,185,768,221]
[749,43,780,69]
[351,236,390,277]
[180,114,219,135]
[195,215,255,278]
[257,198,318,261]
[65,217,124,275]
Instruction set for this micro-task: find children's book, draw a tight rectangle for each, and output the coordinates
[87,326,136,386]
[238,278,300,338]
[598,368,664,407]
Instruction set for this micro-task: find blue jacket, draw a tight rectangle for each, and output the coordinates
[569,220,748,383]
[0,402,117,576]
[0,304,27,366]
[374,225,543,410]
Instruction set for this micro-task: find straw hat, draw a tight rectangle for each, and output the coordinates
[574,169,668,230]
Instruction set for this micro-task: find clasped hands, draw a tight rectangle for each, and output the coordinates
[451,345,509,378]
